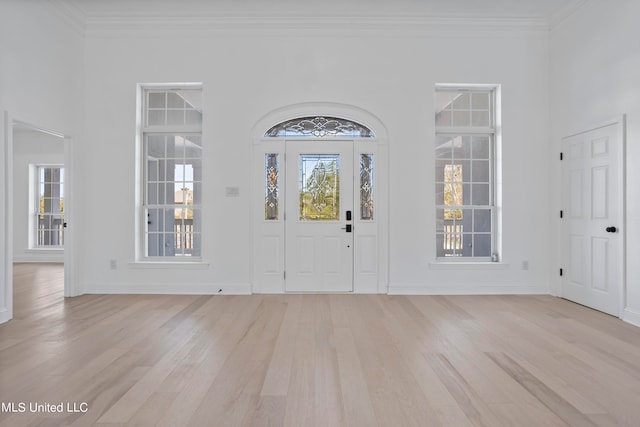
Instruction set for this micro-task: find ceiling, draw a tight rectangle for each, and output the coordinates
[57,0,587,23]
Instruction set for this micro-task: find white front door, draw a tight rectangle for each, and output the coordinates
[285,141,354,292]
[561,121,624,316]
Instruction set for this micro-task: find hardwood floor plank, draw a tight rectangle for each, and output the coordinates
[259,295,301,397]
[486,352,598,426]
[313,296,345,426]
[333,326,379,427]
[3,264,640,426]
[427,353,506,427]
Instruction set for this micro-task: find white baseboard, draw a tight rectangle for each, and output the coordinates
[83,282,252,295]
[0,308,11,324]
[388,283,550,295]
[623,308,640,327]
[13,254,64,263]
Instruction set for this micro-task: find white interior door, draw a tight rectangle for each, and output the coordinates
[285,141,354,292]
[561,122,624,316]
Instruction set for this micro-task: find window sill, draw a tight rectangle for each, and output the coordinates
[428,261,509,270]
[26,248,64,252]
[129,261,210,270]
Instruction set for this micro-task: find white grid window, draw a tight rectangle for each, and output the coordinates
[140,86,202,258]
[435,87,498,260]
[34,166,64,248]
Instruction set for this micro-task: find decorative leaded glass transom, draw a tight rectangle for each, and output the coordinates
[265,116,375,138]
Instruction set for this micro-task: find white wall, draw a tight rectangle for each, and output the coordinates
[12,129,65,263]
[0,0,83,322]
[80,19,551,294]
[550,0,640,325]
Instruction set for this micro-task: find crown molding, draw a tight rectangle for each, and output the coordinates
[81,15,550,39]
[548,0,590,31]
[47,0,86,35]
[48,0,556,39]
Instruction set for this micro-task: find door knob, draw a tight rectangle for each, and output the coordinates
[606,226,617,233]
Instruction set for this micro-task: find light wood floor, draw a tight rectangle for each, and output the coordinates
[2,264,640,426]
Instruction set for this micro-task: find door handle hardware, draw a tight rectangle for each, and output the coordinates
[606,226,617,233]
[341,224,352,232]
[346,210,352,221]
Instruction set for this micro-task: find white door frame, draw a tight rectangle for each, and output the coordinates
[560,115,626,317]
[1,112,77,324]
[251,102,389,294]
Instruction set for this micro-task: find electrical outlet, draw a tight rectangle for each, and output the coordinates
[522,260,529,270]
[110,259,117,270]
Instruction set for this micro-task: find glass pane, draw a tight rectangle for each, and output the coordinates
[174,210,200,256]
[185,109,203,125]
[148,110,165,126]
[462,183,472,205]
[147,233,163,257]
[173,186,193,206]
[438,220,464,256]
[265,154,279,220]
[192,182,202,205]
[472,184,490,205]
[147,135,166,158]
[435,160,449,184]
[190,233,202,257]
[453,111,471,127]
[471,92,489,110]
[299,154,340,221]
[472,110,490,127]
[461,234,473,256]
[461,209,473,230]
[183,136,202,157]
[435,135,453,158]
[474,209,492,233]
[179,90,202,111]
[472,160,490,183]
[435,183,445,205]
[436,209,445,233]
[435,110,452,127]
[456,160,470,183]
[444,208,462,221]
[167,92,184,108]
[147,183,159,204]
[436,234,446,257]
[451,136,471,159]
[472,136,490,159]
[148,92,166,108]
[360,154,374,220]
[473,234,492,257]
[452,93,471,109]
[167,109,185,126]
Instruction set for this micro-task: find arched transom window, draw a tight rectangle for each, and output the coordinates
[265,116,375,138]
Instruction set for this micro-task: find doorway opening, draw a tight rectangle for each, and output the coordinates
[2,115,74,323]
[12,122,66,317]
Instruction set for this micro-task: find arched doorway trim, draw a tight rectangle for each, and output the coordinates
[251,102,389,294]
